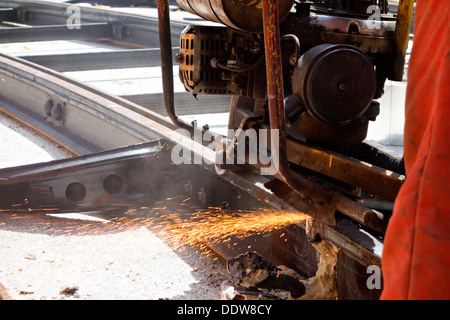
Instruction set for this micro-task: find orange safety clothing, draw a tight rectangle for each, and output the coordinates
[381,0,450,299]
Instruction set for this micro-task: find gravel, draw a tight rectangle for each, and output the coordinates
[0,113,229,300]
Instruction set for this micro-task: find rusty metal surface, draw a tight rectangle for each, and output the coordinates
[264,176,388,234]
[285,137,405,201]
[261,0,317,215]
[176,0,295,32]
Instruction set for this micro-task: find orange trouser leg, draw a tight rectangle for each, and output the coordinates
[381,0,450,299]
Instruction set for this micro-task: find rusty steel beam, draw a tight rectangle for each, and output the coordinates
[286,138,404,201]
[258,126,404,201]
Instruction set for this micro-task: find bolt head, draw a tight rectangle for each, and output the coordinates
[175,54,184,63]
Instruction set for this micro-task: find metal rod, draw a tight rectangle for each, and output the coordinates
[391,0,414,80]
[262,0,287,173]
[261,0,330,222]
[262,0,312,198]
[157,0,194,133]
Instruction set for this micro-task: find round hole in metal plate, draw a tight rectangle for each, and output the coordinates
[65,182,86,202]
[103,174,124,195]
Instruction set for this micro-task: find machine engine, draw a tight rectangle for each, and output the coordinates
[175,0,400,149]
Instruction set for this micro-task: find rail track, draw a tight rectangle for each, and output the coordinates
[0,0,408,299]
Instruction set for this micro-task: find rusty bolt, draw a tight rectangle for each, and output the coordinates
[175,53,184,63]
